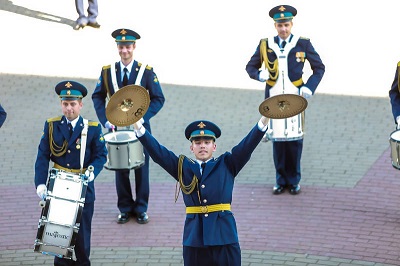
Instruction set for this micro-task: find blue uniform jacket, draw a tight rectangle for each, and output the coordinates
[389,63,400,123]
[0,104,6,127]
[246,35,325,98]
[92,61,165,127]
[34,116,108,203]
[137,124,265,247]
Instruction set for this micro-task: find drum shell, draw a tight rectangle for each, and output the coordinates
[268,113,304,141]
[390,130,400,169]
[34,169,87,259]
[103,130,145,170]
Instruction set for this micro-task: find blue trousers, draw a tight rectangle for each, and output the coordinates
[115,147,150,214]
[54,202,94,266]
[183,243,241,266]
[273,139,303,186]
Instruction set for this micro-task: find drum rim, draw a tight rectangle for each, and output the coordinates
[390,129,400,137]
[104,130,138,143]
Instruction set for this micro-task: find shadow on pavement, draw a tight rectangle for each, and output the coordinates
[0,0,75,28]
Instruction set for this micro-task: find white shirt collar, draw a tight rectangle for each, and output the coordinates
[196,159,211,166]
[120,61,134,75]
[67,116,79,129]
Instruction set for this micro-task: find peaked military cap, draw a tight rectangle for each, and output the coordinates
[269,5,297,22]
[55,81,87,100]
[185,120,221,141]
[112,28,141,44]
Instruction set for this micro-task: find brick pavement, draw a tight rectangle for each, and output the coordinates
[1,1,400,265]
[0,72,399,265]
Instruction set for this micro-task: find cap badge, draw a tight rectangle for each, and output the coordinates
[200,130,205,135]
[65,82,73,88]
[280,13,285,18]
[198,122,206,129]
[278,6,286,12]
[67,90,71,95]
[120,29,127,35]
[122,36,126,41]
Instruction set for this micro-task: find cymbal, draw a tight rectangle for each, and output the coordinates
[259,94,308,119]
[106,85,150,127]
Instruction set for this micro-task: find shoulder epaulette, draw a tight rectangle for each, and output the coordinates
[47,116,62,123]
[88,121,99,127]
[261,38,268,42]
[102,65,111,70]
[397,61,400,67]
[300,36,310,40]
[138,62,153,70]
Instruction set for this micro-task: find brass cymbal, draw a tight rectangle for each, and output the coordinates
[106,85,150,126]
[259,94,308,119]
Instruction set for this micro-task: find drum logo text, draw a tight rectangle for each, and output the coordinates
[45,231,69,240]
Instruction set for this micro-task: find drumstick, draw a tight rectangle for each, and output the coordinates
[88,165,94,173]
[112,126,117,141]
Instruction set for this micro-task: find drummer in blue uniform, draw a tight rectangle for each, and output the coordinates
[389,62,400,128]
[131,116,269,265]
[92,28,165,225]
[245,4,325,195]
[34,80,107,266]
[0,103,6,127]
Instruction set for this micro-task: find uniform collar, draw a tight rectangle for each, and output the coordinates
[66,116,80,129]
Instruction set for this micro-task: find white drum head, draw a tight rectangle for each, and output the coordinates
[391,130,400,141]
[104,130,137,143]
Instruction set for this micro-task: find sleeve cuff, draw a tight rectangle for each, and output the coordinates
[134,125,146,137]
[257,118,268,132]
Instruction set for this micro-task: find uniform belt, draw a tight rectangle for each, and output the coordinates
[186,203,231,214]
[53,163,86,174]
[267,77,303,87]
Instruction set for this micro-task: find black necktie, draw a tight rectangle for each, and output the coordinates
[201,162,206,175]
[68,123,73,137]
[281,41,286,49]
[123,67,128,86]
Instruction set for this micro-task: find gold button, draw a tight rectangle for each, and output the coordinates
[204,214,208,217]
[67,150,71,153]
[67,164,70,167]
[201,184,205,188]
[203,199,207,203]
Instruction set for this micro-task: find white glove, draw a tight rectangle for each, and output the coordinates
[85,168,95,182]
[133,118,146,137]
[396,116,400,129]
[36,184,47,199]
[300,86,312,99]
[105,121,115,129]
[258,69,269,82]
[133,118,143,130]
[258,116,269,132]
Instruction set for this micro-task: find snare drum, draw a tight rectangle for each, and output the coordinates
[265,35,305,142]
[266,113,304,141]
[34,168,87,259]
[103,130,145,170]
[390,130,400,169]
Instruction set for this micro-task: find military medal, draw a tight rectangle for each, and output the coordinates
[76,138,81,149]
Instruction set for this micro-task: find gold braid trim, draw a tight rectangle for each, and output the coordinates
[260,38,278,80]
[397,61,400,93]
[102,65,111,100]
[175,155,200,203]
[48,121,68,157]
